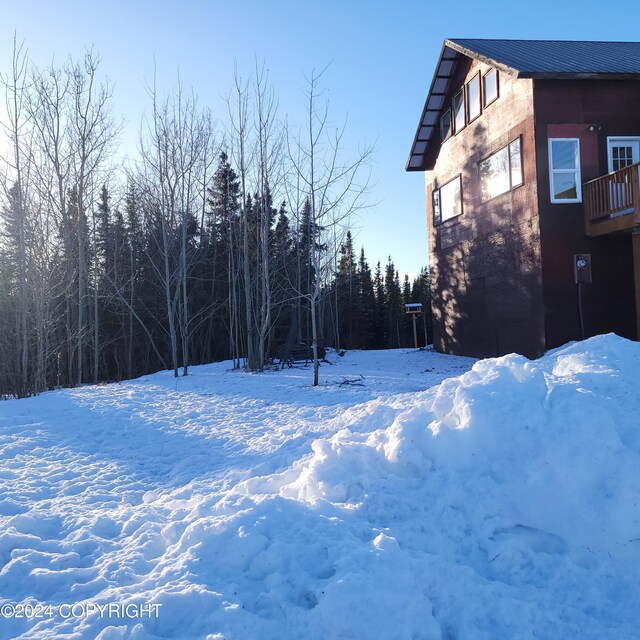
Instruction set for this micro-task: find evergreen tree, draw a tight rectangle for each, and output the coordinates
[357,247,376,349]
[384,257,402,348]
[297,196,325,344]
[411,266,433,346]
[203,151,242,362]
[335,231,358,348]
[373,261,385,348]
[0,185,24,394]
[401,273,412,346]
[271,201,296,329]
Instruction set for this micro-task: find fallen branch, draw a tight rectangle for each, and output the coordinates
[338,374,365,387]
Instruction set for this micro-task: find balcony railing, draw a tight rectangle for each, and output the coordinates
[583,162,640,236]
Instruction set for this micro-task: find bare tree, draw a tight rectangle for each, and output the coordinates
[252,62,283,370]
[228,69,258,370]
[68,51,120,384]
[137,75,213,377]
[288,68,373,386]
[0,35,30,395]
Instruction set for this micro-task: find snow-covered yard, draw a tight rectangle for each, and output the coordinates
[1,335,639,639]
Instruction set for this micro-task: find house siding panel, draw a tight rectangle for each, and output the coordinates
[533,79,640,347]
[426,59,545,358]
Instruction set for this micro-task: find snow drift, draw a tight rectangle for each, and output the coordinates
[0,335,639,639]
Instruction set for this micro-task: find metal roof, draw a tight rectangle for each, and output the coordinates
[447,39,640,78]
[406,39,640,172]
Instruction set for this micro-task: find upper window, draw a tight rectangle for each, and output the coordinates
[440,108,452,141]
[452,90,465,133]
[433,175,463,225]
[548,138,582,203]
[439,68,497,143]
[483,68,498,106]
[479,138,523,202]
[466,74,481,122]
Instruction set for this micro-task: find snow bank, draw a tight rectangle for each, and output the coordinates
[1,336,639,639]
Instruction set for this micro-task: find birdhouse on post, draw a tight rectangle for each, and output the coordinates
[405,303,422,348]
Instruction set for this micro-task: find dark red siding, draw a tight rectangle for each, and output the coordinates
[533,79,640,347]
[427,59,545,358]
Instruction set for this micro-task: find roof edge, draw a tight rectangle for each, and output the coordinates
[444,39,522,77]
[405,42,453,172]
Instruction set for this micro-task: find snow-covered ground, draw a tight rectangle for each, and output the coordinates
[1,335,639,639]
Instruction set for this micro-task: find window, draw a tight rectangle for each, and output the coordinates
[433,175,463,225]
[466,74,481,122]
[611,145,635,171]
[440,108,452,140]
[453,90,465,133]
[607,138,640,172]
[479,138,523,202]
[548,138,582,203]
[510,139,523,187]
[483,68,498,106]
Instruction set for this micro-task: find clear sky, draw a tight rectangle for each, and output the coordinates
[2,0,640,278]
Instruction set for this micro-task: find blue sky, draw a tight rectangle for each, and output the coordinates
[2,0,640,277]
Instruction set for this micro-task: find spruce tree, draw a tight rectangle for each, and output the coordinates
[336,231,357,348]
[357,247,376,349]
[373,261,385,348]
[204,151,241,362]
[384,257,402,348]
[402,273,412,346]
[411,267,433,346]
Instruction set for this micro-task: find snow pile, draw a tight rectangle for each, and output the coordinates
[1,336,639,639]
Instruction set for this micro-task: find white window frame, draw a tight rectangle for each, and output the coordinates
[548,138,582,204]
[606,136,640,172]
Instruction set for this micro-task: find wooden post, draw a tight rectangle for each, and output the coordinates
[633,230,640,340]
[412,313,418,349]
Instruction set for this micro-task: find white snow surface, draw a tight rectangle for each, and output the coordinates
[1,335,640,639]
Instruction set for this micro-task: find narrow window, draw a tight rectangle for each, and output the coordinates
[466,74,481,122]
[548,138,582,203]
[453,90,465,133]
[432,189,441,225]
[509,138,523,187]
[440,108,452,141]
[483,68,498,106]
[479,137,523,202]
[436,175,463,223]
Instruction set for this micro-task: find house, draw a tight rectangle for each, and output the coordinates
[407,39,640,359]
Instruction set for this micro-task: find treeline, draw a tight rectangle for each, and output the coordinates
[0,44,430,398]
[332,232,431,352]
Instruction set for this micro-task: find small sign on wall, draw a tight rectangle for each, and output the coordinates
[574,254,592,284]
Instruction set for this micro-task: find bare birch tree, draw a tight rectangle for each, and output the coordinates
[0,35,30,395]
[288,68,373,386]
[137,76,213,377]
[227,69,258,369]
[252,63,283,370]
[68,51,119,385]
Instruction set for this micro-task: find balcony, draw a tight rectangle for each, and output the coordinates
[583,162,640,236]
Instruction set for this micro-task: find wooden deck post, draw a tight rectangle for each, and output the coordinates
[633,230,640,340]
